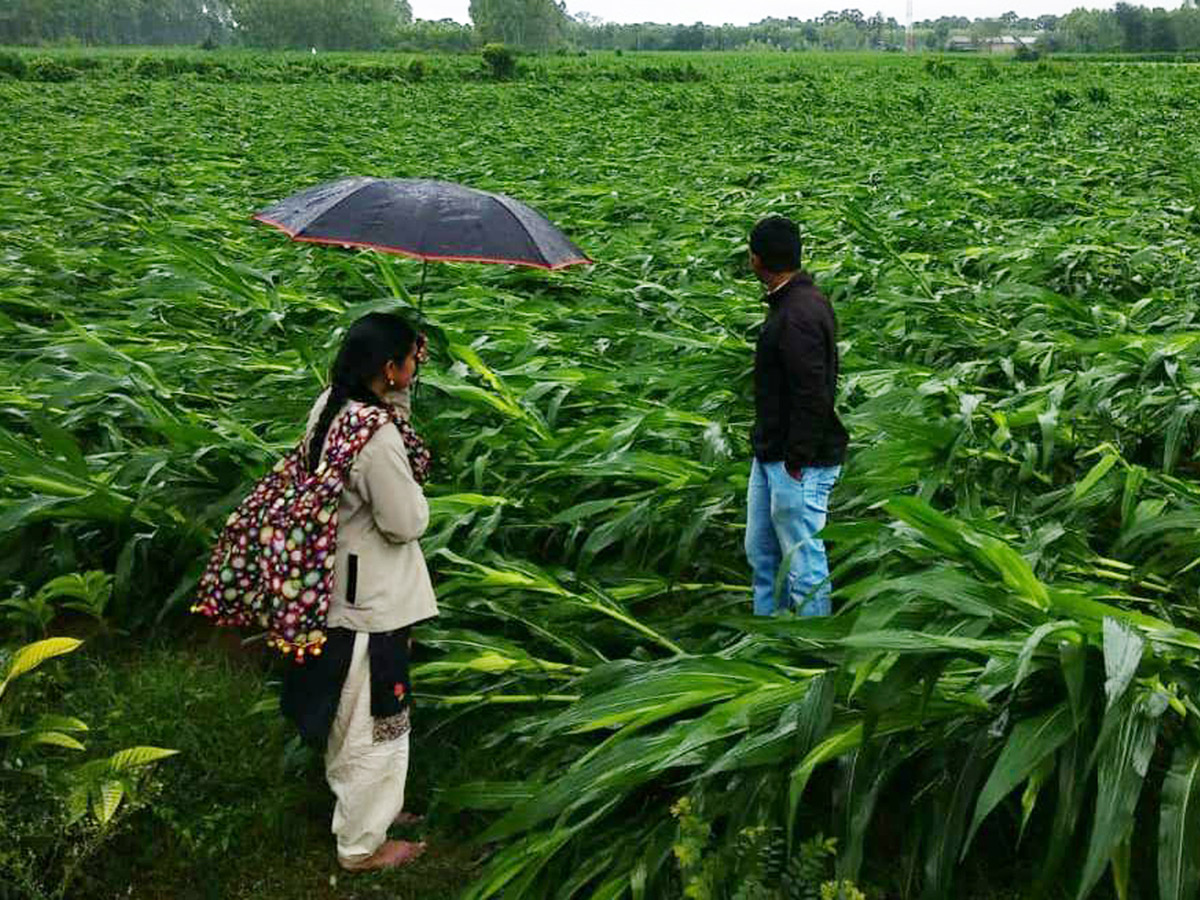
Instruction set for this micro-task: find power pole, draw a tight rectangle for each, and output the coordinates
[906,0,914,50]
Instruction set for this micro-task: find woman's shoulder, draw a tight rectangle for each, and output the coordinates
[354,416,413,477]
[359,412,404,450]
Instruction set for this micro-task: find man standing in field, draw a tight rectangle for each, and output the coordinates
[745,216,848,617]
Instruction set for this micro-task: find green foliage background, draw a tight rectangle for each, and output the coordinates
[3,50,1200,898]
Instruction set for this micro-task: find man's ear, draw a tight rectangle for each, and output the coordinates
[749,251,765,278]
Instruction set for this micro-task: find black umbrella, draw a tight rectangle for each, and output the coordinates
[254,177,592,307]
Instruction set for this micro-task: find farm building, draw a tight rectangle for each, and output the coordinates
[944,34,1038,53]
[983,34,1038,52]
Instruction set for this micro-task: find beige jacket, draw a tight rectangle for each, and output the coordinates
[304,388,438,633]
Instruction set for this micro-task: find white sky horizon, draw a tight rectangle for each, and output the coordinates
[412,0,1131,27]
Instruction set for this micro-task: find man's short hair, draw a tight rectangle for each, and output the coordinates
[749,216,802,273]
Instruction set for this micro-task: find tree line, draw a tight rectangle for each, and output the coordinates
[564,5,1200,53]
[0,0,420,49]
[2,0,1199,54]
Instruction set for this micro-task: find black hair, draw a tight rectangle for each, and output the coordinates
[307,312,417,474]
[749,216,802,274]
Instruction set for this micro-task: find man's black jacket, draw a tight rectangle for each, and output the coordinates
[752,272,849,469]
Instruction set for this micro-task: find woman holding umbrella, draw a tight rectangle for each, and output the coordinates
[204,176,589,868]
[282,311,437,872]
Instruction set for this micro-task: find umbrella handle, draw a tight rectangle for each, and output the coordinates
[412,260,428,402]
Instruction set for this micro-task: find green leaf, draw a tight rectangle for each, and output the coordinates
[923,735,990,900]
[478,734,669,844]
[1060,638,1088,728]
[29,412,89,476]
[438,781,543,812]
[1020,754,1057,843]
[885,497,1049,609]
[789,723,864,846]
[1,637,83,691]
[1072,454,1118,502]
[1111,837,1132,900]
[107,746,180,771]
[544,657,786,735]
[95,779,125,824]
[966,703,1075,854]
[1076,690,1167,899]
[246,696,280,716]
[1119,466,1147,532]
[65,783,90,825]
[27,731,86,751]
[840,739,900,883]
[584,876,629,900]
[464,801,617,899]
[1038,408,1058,469]
[1158,741,1200,900]
[794,671,837,759]
[1014,622,1079,690]
[32,714,89,733]
[1038,734,1091,889]
[1102,618,1144,711]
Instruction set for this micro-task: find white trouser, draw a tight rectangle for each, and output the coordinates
[325,631,410,860]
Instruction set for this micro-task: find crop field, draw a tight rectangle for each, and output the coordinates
[4,49,1200,899]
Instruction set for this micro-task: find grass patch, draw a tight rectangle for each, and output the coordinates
[57,636,481,899]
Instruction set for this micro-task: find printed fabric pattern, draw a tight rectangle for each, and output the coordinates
[395,415,431,485]
[372,707,412,744]
[193,402,430,662]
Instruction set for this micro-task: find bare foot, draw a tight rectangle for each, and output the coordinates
[339,839,427,872]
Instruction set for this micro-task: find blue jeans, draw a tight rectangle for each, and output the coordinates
[745,459,841,617]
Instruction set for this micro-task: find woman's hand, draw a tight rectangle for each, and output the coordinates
[382,335,426,419]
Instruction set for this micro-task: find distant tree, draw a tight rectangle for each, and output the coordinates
[229,0,409,48]
[393,17,474,50]
[1058,6,1121,51]
[1145,6,1176,49]
[469,0,567,49]
[1114,1,1147,50]
[0,0,232,45]
[867,11,885,46]
[1175,6,1200,48]
[669,22,706,50]
[19,0,1200,55]
[970,17,1002,40]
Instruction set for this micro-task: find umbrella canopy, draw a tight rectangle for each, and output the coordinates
[254,176,592,271]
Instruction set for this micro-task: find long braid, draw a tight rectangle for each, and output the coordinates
[307,382,351,474]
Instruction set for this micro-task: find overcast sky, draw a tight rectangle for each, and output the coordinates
[412,0,1111,26]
